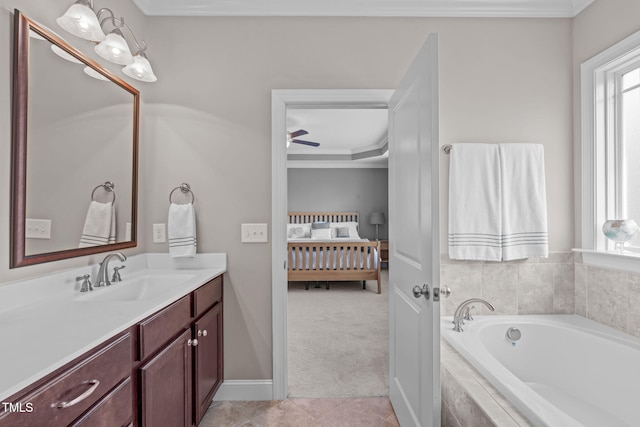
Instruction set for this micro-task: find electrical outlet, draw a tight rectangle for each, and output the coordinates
[153,223,166,243]
[241,223,268,243]
[26,219,51,239]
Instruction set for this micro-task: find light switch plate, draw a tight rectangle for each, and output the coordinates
[26,219,51,239]
[241,223,268,243]
[153,223,166,243]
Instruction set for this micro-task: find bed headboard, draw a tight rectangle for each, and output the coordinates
[288,212,359,224]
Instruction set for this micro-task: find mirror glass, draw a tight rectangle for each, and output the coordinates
[11,11,139,267]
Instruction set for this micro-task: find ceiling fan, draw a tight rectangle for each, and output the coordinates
[287,129,320,147]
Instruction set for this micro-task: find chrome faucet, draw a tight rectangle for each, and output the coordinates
[452,298,495,332]
[95,252,127,287]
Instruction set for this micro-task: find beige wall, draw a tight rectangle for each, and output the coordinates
[143,16,573,380]
[1,4,575,383]
[573,0,640,246]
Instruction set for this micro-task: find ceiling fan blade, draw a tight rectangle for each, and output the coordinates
[289,129,309,138]
[292,139,320,147]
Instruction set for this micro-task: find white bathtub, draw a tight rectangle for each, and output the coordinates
[441,315,640,427]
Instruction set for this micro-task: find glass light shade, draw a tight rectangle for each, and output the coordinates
[83,66,109,81]
[95,31,134,65]
[56,2,105,42]
[51,45,83,64]
[122,54,157,82]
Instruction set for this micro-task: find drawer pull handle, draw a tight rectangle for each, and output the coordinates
[197,329,208,337]
[56,380,100,409]
[188,338,199,347]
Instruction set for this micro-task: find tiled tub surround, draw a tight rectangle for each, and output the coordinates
[442,315,640,427]
[0,253,226,402]
[441,252,575,317]
[441,340,531,427]
[574,254,640,339]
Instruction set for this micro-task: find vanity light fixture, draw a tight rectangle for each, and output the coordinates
[123,50,157,82]
[83,66,110,81]
[57,0,157,82]
[56,0,105,42]
[94,25,133,65]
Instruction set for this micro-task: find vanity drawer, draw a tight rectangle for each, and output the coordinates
[139,295,191,360]
[0,333,131,427]
[70,377,132,427]
[193,275,222,318]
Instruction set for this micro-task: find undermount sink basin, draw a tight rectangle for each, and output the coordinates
[74,273,197,303]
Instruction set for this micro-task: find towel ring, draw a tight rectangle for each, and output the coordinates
[91,181,116,203]
[169,183,195,204]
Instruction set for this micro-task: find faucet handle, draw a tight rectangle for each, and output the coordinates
[111,265,126,282]
[463,305,475,321]
[76,274,93,292]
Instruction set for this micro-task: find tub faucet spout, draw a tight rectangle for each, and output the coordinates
[453,298,495,332]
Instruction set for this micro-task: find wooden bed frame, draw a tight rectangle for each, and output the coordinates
[287,212,382,294]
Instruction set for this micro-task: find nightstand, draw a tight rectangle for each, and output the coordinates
[379,240,389,268]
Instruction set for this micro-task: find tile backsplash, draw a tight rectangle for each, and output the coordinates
[574,254,640,339]
[440,252,575,317]
[440,251,640,340]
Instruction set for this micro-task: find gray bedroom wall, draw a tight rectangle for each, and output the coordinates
[287,168,389,240]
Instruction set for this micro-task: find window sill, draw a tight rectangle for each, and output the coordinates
[573,249,640,274]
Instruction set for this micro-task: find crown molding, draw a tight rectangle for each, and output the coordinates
[133,0,594,18]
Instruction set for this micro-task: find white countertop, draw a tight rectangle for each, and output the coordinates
[0,253,226,402]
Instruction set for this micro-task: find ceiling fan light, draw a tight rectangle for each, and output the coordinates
[122,52,157,82]
[57,0,105,42]
[95,30,133,65]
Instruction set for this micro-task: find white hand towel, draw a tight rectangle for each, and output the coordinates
[79,201,113,247]
[168,203,197,258]
[448,144,502,261]
[108,204,116,244]
[499,144,548,260]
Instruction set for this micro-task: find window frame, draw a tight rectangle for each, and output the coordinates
[580,30,640,271]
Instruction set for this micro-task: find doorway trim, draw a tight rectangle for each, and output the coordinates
[271,89,393,400]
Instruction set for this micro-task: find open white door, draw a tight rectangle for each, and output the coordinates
[388,34,441,427]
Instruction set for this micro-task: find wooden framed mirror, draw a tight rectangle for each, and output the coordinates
[11,10,139,268]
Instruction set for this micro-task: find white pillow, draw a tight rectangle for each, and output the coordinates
[330,221,360,238]
[311,228,332,240]
[288,223,311,238]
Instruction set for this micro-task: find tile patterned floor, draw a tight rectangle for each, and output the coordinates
[199,397,400,427]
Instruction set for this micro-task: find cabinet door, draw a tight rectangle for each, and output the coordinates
[139,329,192,427]
[194,303,223,424]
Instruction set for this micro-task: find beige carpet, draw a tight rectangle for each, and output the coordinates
[287,271,389,398]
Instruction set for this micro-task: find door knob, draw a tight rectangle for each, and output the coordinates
[413,284,430,300]
[198,329,208,337]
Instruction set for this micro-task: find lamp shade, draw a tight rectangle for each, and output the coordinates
[369,212,386,225]
[123,52,157,82]
[95,30,134,65]
[56,0,105,42]
[83,66,109,81]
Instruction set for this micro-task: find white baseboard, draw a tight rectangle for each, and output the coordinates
[213,380,274,401]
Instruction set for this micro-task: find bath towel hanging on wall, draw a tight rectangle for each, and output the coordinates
[448,143,548,261]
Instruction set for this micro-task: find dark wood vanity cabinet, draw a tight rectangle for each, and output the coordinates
[194,302,223,423]
[0,333,133,427]
[139,329,193,427]
[137,275,224,427]
[0,274,223,427]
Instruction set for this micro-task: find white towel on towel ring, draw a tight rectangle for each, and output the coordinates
[168,202,197,258]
